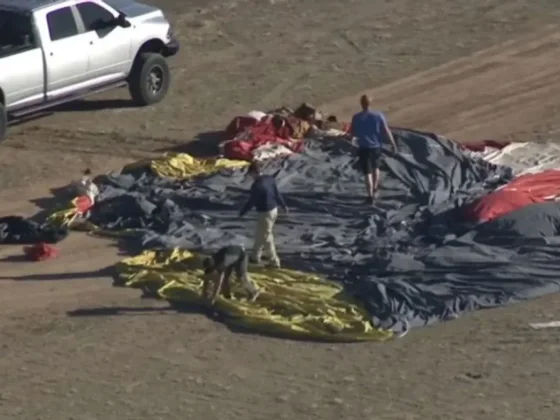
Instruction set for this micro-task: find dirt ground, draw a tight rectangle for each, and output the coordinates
[2,0,560,419]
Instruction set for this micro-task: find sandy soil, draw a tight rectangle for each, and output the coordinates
[2,0,560,419]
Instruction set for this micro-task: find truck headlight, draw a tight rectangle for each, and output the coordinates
[166,26,172,40]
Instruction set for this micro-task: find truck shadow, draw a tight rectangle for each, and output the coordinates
[8,98,137,126]
[52,98,137,112]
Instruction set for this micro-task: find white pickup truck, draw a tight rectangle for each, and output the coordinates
[0,0,180,142]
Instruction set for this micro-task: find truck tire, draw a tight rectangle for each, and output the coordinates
[0,103,7,143]
[128,53,170,106]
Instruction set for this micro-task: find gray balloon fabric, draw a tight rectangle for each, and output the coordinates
[86,129,560,332]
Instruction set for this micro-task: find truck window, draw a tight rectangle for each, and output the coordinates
[0,10,36,57]
[46,7,78,41]
[76,2,115,32]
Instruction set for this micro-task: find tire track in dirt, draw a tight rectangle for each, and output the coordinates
[370,24,560,100]
[322,23,558,109]
[323,25,560,142]
[391,61,560,131]
[441,71,560,128]
[5,126,185,159]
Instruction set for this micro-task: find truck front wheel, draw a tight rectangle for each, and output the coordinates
[0,103,7,143]
[128,53,170,106]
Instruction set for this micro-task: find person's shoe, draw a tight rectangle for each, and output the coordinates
[267,260,281,269]
[248,289,260,302]
[365,196,375,205]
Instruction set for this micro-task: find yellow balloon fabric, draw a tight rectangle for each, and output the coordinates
[116,249,392,342]
[122,152,249,179]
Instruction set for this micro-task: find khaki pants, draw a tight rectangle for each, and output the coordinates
[251,208,279,265]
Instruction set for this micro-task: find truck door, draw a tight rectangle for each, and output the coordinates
[38,5,90,97]
[0,10,44,110]
[75,1,132,82]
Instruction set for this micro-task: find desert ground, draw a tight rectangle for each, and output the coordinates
[2,0,560,419]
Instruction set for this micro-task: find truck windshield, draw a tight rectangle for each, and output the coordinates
[0,10,36,55]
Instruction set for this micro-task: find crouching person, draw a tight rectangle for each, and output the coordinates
[202,245,260,306]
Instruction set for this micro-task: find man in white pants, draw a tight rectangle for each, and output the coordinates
[239,161,288,268]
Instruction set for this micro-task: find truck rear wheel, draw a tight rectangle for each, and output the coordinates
[128,53,170,106]
[0,103,7,143]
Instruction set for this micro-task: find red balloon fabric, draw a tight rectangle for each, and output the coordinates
[464,170,560,222]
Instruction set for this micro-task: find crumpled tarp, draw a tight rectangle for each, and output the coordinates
[115,248,391,341]
[221,115,306,161]
[0,216,68,244]
[48,154,248,228]
[63,127,560,333]
[225,115,263,139]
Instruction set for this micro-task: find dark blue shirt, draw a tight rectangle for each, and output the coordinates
[239,175,287,216]
[351,110,388,149]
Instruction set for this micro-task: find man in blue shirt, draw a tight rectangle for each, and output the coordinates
[239,161,288,268]
[350,94,398,203]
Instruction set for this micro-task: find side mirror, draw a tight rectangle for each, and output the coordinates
[116,13,131,28]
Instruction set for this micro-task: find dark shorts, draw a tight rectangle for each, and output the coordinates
[219,248,248,282]
[357,147,382,174]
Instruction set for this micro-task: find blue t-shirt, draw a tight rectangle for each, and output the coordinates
[351,110,388,149]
